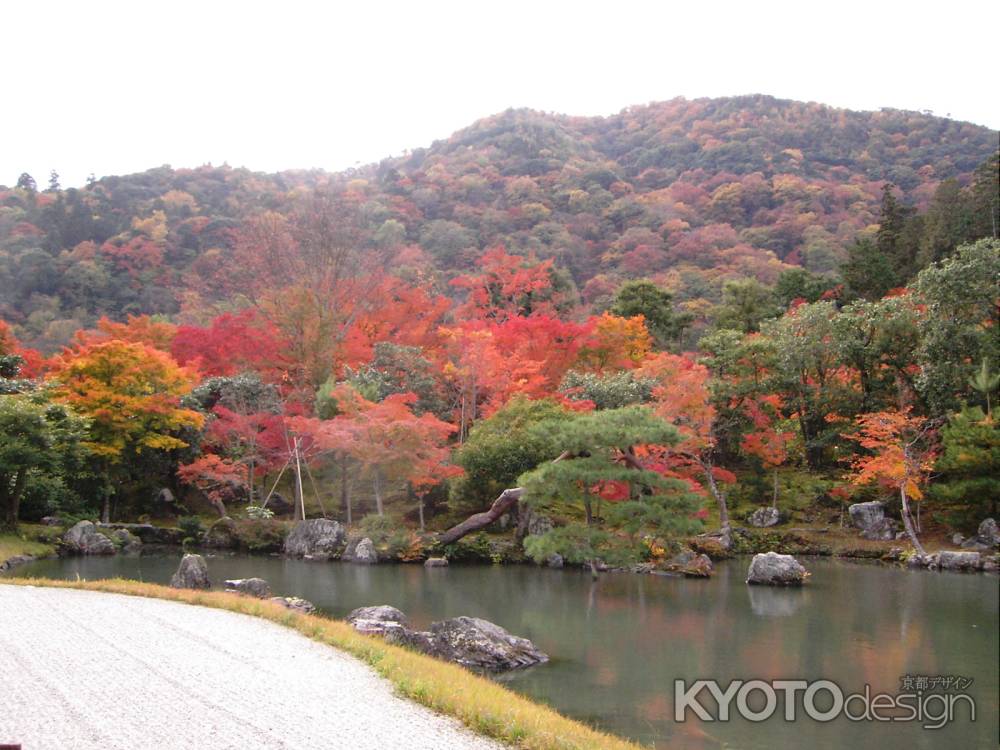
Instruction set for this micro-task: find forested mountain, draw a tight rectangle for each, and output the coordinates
[2,94,997,350]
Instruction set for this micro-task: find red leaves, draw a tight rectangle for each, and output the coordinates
[171,309,287,380]
[450,246,558,322]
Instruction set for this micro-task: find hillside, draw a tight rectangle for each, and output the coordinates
[1,94,996,350]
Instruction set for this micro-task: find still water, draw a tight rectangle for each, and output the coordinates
[8,554,997,749]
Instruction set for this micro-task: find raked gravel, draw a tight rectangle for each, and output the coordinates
[0,584,506,750]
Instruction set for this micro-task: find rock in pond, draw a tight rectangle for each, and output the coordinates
[170,553,210,589]
[63,521,116,556]
[284,519,346,560]
[748,506,781,528]
[681,553,715,578]
[351,537,378,565]
[746,552,808,586]
[423,557,449,568]
[111,528,142,555]
[545,553,564,568]
[425,616,548,671]
[224,577,272,598]
[268,596,316,614]
[346,608,547,672]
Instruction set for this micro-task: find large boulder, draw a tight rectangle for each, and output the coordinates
[424,557,449,568]
[111,528,142,555]
[748,507,781,528]
[268,596,316,614]
[170,554,210,589]
[346,608,547,672]
[746,552,808,586]
[848,501,898,540]
[62,521,116,556]
[425,616,548,671]
[937,551,982,572]
[351,537,378,565]
[224,577,272,598]
[284,519,346,560]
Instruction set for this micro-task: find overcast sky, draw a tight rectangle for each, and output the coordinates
[5,0,999,188]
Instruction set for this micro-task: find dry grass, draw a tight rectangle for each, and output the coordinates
[3,577,645,750]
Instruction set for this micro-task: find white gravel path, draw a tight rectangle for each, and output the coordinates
[0,584,506,750]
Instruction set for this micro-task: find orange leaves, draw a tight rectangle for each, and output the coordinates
[843,409,937,499]
[52,340,203,461]
[638,352,716,450]
[576,313,652,372]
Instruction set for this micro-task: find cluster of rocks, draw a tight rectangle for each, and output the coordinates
[62,521,117,555]
[347,605,548,672]
[663,550,715,578]
[907,550,998,573]
[952,518,1000,552]
[746,551,809,585]
[60,520,190,557]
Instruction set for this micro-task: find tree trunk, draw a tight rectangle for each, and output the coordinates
[341,458,352,525]
[702,459,730,531]
[438,488,525,546]
[101,495,111,524]
[899,485,926,556]
[2,469,27,529]
[772,468,778,509]
[583,486,593,526]
[373,470,384,516]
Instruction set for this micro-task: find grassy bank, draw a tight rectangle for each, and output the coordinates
[3,577,643,750]
[0,524,58,566]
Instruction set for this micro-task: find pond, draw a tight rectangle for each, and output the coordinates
[7,554,997,749]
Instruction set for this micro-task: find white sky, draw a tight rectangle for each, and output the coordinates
[5,0,999,188]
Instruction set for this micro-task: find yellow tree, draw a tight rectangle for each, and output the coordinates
[52,340,204,521]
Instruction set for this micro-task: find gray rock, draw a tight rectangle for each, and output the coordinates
[907,553,936,569]
[545,553,564,568]
[424,557,449,568]
[848,501,886,530]
[424,616,548,671]
[860,518,899,541]
[978,518,1000,546]
[112,528,142,555]
[284,519,346,560]
[347,605,409,626]
[40,516,62,526]
[63,521,116,556]
[746,551,808,586]
[937,551,982,572]
[351,537,378,565]
[518,507,553,538]
[0,554,36,572]
[268,596,316,614]
[982,554,999,573]
[952,533,966,546]
[266,492,294,516]
[170,554,210,589]
[748,507,781,528]
[347,605,409,637]
[224,578,272,598]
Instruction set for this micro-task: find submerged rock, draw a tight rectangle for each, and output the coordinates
[423,557,449,568]
[748,507,781,528]
[170,554,210,589]
[746,552,808,586]
[268,596,316,614]
[63,521,116,556]
[284,519,346,560]
[545,553,564,569]
[224,577,272,598]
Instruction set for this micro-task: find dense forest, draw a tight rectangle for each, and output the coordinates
[1,95,998,567]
